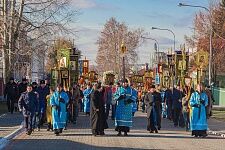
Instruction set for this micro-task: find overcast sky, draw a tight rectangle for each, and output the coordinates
[72,0,210,65]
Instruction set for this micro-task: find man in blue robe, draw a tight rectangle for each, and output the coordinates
[131,85,138,116]
[189,83,208,137]
[114,79,135,136]
[50,83,69,136]
[83,83,93,115]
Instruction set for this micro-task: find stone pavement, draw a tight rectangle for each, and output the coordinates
[3,111,225,150]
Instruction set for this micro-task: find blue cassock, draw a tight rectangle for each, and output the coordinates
[50,91,69,130]
[83,88,92,113]
[190,91,208,131]
[114,86,136,127]
[132,89,138,113]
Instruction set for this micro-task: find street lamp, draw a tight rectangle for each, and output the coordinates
[141,36,160,85]
[121,42,127,81]
[152,27,176,52]
[178,2,213,86]
[141,36,159,65]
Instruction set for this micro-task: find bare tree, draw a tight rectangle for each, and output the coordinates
[185,2,225,74]
[1,0,78,82]
[96,17,143,78]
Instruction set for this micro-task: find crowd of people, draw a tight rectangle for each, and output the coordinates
[143,82,213,137]
[4,77,213,138]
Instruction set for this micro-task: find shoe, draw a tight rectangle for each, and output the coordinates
[59,129,63,133]
[158,127,161,130]
[155,130,158,133]
[201,134,207,138]
[124,132,128,136]
[26,130,32,135]
[54,130,60,136]
[117,132,122,136]
[150,130,154,133]
[100,132,105,135]
[47,128,50,131]
[55,133,59,136]
[64,127,67,130]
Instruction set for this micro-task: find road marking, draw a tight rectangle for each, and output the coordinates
[0,122,24,150]
[0,114,6,118]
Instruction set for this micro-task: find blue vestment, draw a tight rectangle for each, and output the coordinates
[114,86,135,127]
[50,91,69,130]
[36,86,50,113]
[83,88,92,113]
[132,89,138,113]
[189,91,208,131]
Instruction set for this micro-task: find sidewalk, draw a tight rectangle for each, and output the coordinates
[208,118,225,137]
[212,105,225,111]
[0,112,23,150]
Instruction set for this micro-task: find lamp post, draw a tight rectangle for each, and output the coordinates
[178,2,213,86]
[141,36,160,85]
[121,42,127,81]
[141,36,159,64]
[152,27,176,86]
[152,27,176,52]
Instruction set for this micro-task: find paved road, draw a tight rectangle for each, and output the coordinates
[4,111,225,150]
[0,112,23,139]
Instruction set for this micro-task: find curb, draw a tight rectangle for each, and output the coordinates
[208,130,225,138]
[0,122,24,150]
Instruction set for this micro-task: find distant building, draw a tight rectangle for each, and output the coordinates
[31,40,46,83]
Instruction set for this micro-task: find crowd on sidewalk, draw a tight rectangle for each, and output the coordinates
[3,77,214,138]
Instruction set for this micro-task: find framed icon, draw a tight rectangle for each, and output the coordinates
[61,70,69,79]
[70,61,76,71]
[59,57,67,68]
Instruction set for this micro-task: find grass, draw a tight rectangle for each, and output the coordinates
[211,110,225,122]
[0,102,8,115]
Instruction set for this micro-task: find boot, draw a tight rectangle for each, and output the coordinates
[47,123,51,131]
[59,128,63,133]
[124,132,128,136]
[54,129,59,136]
[117,131,122,136]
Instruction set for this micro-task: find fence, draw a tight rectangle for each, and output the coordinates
[213,87,225,106]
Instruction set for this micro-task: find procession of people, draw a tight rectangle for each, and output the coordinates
[5,76,213,138]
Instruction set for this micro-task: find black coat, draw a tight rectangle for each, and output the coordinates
[144,92,154,119]
[99,91,108,130]
[4,82,18,100]
[18,83,27,95]
[90,90,108,131]
[152,91,162,108]
[18,91,38,117]
[90,90,100,130]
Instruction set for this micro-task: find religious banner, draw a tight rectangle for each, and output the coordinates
[78,60,83,75]
[195,50,209,69]
[83,60,89,75]
[58,49,70,68]
[70,61,76,71]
